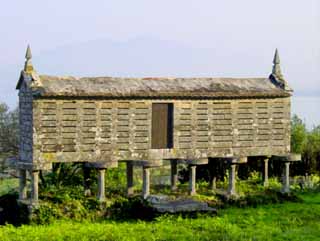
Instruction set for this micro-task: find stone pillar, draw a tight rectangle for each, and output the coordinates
[126,162,134,196]
[97,168,106,202]
[142,166,150,199]
[282,162,290,193]
[19,169,27,200]
[210,176,217,191]
[83,165,91,196]
[30,170,39,203]
[227,163,237,196]
[263,158,269,187]
[170,160,178,191]
[189,165,197,196]
[208,158,216,191]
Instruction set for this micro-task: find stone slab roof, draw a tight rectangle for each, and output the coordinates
[23,74,290,98]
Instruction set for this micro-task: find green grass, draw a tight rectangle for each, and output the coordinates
[0,178,18,196]
[0,192,319,241]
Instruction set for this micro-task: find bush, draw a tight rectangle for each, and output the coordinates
[218,189,303,208]
[107,196,156,221]
[0,192,29,225]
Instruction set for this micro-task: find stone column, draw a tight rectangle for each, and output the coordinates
[227,163,237,196]
[142,166,150,199]
[83,165,91,196]
[30,170,39,203]
[282,162,290,193]
[97,168,106,202]
[210,176,217,191]
[126,162,134,196]
[263,158,269,187]
[208,158,216,191]
[170,160,178,191]
[19,169,27,200]
[189,165,197,196]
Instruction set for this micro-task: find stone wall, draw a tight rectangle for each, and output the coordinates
[31,97,290,168]
[18,82,33,167]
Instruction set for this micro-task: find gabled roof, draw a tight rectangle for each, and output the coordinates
[24,75,290,98]
[16,46,292,98]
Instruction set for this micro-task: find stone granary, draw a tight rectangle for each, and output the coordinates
[16,46,300,203]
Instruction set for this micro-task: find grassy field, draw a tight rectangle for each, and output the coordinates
[0,178,18,196]
[0,192,319,241]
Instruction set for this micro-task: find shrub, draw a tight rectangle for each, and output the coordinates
[107,196,156,221]
[0,192,29,225]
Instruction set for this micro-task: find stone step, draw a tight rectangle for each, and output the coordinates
[147,195,217,214]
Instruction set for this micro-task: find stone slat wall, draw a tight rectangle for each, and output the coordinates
[33,97,290,164]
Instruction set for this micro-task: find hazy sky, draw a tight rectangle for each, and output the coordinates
[0,0,319,125]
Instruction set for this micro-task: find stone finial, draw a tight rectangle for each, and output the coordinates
[272,48,283,79]
[26,45,32,60]
[273,48,280,64]
[270,49,292,91]
[24,45,34,73]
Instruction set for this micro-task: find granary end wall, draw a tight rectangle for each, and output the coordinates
[18,82,34,166]
[31,97,290,167]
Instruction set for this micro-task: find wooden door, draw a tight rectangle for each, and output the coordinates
[152,103,173,149]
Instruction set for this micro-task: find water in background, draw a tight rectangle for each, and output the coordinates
[291,96,320,130]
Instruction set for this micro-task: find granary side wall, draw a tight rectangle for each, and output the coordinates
[174,98,290,157]
[33,100,151,165]
[18,82,33,166]
[32,97,290,166]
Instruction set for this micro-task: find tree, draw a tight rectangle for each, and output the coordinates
[290,115,320,175]
[291,114,307,154]
[0,102,19,154]
[304,125,320,174]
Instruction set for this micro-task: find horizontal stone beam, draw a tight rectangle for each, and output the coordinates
[177,159,208,165]
[85,161,118,169]
[17,161,52,171]
[121,160,163,167]
[273,153,301,162]
[225,157,247,164]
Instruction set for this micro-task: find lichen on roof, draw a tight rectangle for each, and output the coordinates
[26,75,290,98]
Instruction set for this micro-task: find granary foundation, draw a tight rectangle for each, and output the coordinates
[226,157,247,197]
[274,154,301,193]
